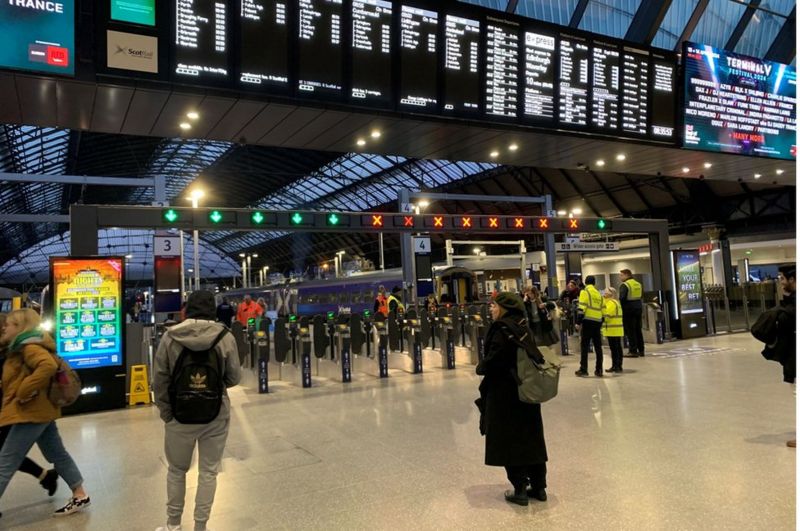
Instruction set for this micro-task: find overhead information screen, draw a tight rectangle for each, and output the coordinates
[0,0,74,76]
[650,52,676,139]
[558,35,589,126]
[443,14,481,113]
[175,0,229,79]
[240,1,288,86]
[621,46,648,135]
[351,0,392,103]
[399,5,438,110]
[683,43,796,159]
[298,0,343,95]
[523,31,556,120]
[485,18,519,118]
[591,41,620,130]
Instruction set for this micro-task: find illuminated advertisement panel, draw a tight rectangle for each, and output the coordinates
[683,42,796,160]
[0,0,74,75]
[50,257,124,369]
[673,250,703,315]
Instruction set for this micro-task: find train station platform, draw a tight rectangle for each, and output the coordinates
[1,333,794,530]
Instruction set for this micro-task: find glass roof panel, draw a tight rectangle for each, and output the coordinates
[578,0,643,39]
[651,0,698,50]
[735,1,793,58]
[690,0,748,50]
[142,139,233,201]
[515,0,580,26]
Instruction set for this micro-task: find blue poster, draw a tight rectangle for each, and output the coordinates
[0,0,74,76]
[683,42,796,160]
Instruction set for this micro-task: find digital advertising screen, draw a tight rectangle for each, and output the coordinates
[174,0,229,79]
[240,0,288,86]
[50,257,124,370]
[683,42,796,160]
[351,0,392,104]
[673,251,703,315]
[0,0,74,75]
[558,35,589,126]
[399,5,438,110]
[297,0,343,96]
[111,0,155,26]
[443,14,481,113]
[523,30,556,120]
[591,41,620,130]
[485,17,519,118]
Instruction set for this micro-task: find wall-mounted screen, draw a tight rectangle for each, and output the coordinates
[591,40,620,131]
[50,257,124,369]
[0,0,74,76]
[485,17,519,118]
[621,46,648,135]
[240,0,288,86]
[558,35,589,126]
[683,42,796,160]
[399,5,438,110]
[175,0,228,79]
[111,0,155,26]
[651,51,676,140]
[298,0,343,95]
[523,30,556,120]
[673,250,703,315]
[351,0,393,103]
[443,14,481,113]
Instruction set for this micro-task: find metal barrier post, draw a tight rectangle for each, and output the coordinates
[743,288,750,329]
[723,296,733,333]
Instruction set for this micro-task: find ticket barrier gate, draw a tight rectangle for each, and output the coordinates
[457,305,468,347]
[255,319,271,394]
[421,307,455,369]
[274,316,313,388]
[388,309,423,374]
[352,313,385,378]
[248,317,271,370]
[315,314,353,383]
[457,305,485,365]
[231,321,248,367]
[372,314,390,378]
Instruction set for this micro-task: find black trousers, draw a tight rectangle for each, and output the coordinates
[607,337,623,370]
[0,425,44,478]
[505,463,547,491]
[623,309,645,354]
[580,320,604,373]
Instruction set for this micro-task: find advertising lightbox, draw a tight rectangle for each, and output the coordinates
[0,0,74,75]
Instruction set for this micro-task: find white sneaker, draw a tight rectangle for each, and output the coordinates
[53,496,90,516]
[155,525,182,531]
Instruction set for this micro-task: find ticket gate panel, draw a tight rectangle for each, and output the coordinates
[256,319,271,393]
[372,313,389,377]
[350,314,365,355]
[273,318,289,363]
[231,321,248,366]
[387,310,400,352]
[419,308,431,348]
[312,315,328,359]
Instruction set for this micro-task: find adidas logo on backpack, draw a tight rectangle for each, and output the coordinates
[168,329,228,424]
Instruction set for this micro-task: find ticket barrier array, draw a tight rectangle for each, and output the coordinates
[390,309,424,374]
[457,305,487,364]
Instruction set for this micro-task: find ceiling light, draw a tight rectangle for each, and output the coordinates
[571,208,583,215]
[703,162,712,169]
[682,167,690,173]
[596,159,605,167]
[490,151,499,158]
[179,122,191,130]
[508,143,518,151]
[754,173,761,179]
[252,253,259,258]
[125,254,133,259]
[239,253,246,258]
[356,138,366,146]
[557,210,567,216]
[776,169,784,175]
[186,111,199,120]
[616,154,626,161]
[370,130,381,139]
[418,200,430,208]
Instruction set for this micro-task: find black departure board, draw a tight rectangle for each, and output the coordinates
[591,41,620,130]
[523,30,556,120]
[443,14,481,113]
[399,5,438,110]
[558,35,589,126]
[485,18,519,118]
[351,0,393,103]
[651,53,676,139]
[240,0,288,86]
[175,0,228,79]
[621,46,648,135]
[297,0,343,95]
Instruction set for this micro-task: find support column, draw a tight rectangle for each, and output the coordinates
[69,205,99,255]
[399,189,415,305]
[543,195,558,299]
[648,228,673,337]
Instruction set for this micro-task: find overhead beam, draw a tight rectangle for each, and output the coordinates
[725,0,761,52]
[626,0,673,44]
[506,0,519,13]
[569,0,590,28]
[675,0,710,52]
[0,172,156,187]
[765,6,796,64]
[0,214,70,223]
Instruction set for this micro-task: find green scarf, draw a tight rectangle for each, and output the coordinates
[9,330,43,353]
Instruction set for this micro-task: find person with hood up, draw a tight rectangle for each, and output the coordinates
[153,291,242,531]
[476,292,548,507]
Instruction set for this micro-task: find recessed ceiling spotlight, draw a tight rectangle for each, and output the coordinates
[356,138,366,146]
[508,143,519,151]
[490,151,499,158]
[703,162,712,169]
[571,208,583,215]
[596,159,605,167]
[616,154,626,161]
[776,169,784,175]
[557,210,567,216]
[186,111,199,120]
[370,130,381,139]
[682,167,690,173]
[754,173,761,179]
[179,122,191,130]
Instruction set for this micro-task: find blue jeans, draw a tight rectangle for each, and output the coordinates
[0,421,83,499]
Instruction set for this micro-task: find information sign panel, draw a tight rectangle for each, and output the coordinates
[297,0,343,95]
[399,4,438,110]
[351,0,392,103]
[558,35,589,126]
[523,30,556,120]
[175,0,228,79]
[111,0,155,26]
[485,17,519,118]
[443,14,481,113]
[240,0,289,86]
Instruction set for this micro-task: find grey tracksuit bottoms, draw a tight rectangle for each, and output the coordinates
[164,415,230,529]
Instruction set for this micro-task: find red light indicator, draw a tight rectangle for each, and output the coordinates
[403,216,414,227]
[433,216,444,228]
[488,217,499,228]
[372,215,384,227]
[514,218,524,229]
[461,217,472,228]
[569,219,579,230]
[538,218,549,229]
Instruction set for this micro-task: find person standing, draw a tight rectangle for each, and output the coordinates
[476,292,548,506]
[153,291,242,531]
[602,287,624,373]
[215,297,235,327]
[523,287,558,354]
[387,286,405,314]
[235,294,263,327]
[619,269,645,357]
[0,309,91,517]
[774,265,796,447]
[575,276,604,377]
[373,286,388,316]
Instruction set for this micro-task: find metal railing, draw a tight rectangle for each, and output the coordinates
[703,281,779,334]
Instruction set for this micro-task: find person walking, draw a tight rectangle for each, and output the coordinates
[235,294,263,327]
[476,292,548,506]
[619,269,645,357]
[774,265,796,447]
[373,286,389,317]
[602,287,625,373]
[153,290,242,531]
[575,276,604,377]
[0,309,90,517]
[215,297,235,327]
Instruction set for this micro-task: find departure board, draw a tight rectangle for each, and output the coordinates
[240,1,288,86]
[523,31,555,120]
[650,52,676,140]
[443,14,481,113]
[351,0,393,103]
[298,0,343,95]
[399,5,438,110]
[591,42,620,130]
[485,18,519,118]
[558,35,589,126]
[621,46,648,135]
[175,0,228,79]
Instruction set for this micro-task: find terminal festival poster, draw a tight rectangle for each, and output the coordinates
[50,258,123,369]
[674,251,703,315]
[683,42,796,160]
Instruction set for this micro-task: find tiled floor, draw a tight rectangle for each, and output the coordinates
[1,333,795,530]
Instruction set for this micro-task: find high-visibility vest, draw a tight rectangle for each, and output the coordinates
[602,298,624,337]
[623,278,643,300]
[375,294,388,316]
[578,285,603,322]
[387,294,405,313]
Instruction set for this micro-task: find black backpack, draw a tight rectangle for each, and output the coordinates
[168,328,228,424]
[751,307,785,345]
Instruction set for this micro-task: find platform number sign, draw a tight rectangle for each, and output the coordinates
[413,237,431,255]
[154,236,180,257]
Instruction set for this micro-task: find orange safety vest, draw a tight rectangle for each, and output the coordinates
[237,301,263,326]
[376,294,389,316]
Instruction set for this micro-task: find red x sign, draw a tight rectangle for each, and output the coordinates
[372,215,383,227]
[568,219,579,230]
[433,216,444,228]
[461,217,472,228]
[514,218,524,228]
[538,218,549,229]
[403,216,414,227]
[488,217,499,228]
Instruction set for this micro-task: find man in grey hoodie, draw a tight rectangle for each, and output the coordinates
[153,290,241,531]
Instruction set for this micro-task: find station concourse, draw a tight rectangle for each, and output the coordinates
[0,0,796,529]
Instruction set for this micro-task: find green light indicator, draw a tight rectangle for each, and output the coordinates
[163,209,179,223]
[209,210,223,223]
[327,311,335,319]
[327,213,340,225]
[289,314,298,323]
[251,211,265,224]
[291,213,303,225]
[597,219,608,230]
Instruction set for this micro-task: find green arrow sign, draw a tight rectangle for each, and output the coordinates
[163,209,179,223]
[209,210,223,223]
[328,213,340,225]
[291,212,303,225]
[251,211,265,224]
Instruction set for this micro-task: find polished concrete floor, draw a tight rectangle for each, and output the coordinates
[1,333,795,530]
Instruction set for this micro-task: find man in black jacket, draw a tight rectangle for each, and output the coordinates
[776,265,796,447]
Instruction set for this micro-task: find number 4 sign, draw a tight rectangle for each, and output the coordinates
[413,237,431,255]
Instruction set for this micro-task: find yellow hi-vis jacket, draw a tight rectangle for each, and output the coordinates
[578,285,603,322]
[622,278,643,300]
[602,298,624,337]
[387,294,405,314]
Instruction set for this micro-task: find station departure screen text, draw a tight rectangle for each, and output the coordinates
[351,0,393,103]
[650,52,677,139]
[591,41,620,130]
[558,35,589,126]
[298,0,343,95]
[621,46,648,135]
[175,0,228,79]
[523,30,556,120]
[399,5,438,110]
[240,0,288,86]
[443,14,481,113]
[485,17,519,118]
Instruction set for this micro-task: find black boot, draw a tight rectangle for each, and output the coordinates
[504,486,529,506]
[40,469,58,496]
[527,487,547,501]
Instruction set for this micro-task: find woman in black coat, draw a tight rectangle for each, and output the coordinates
[476,292,548,506]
